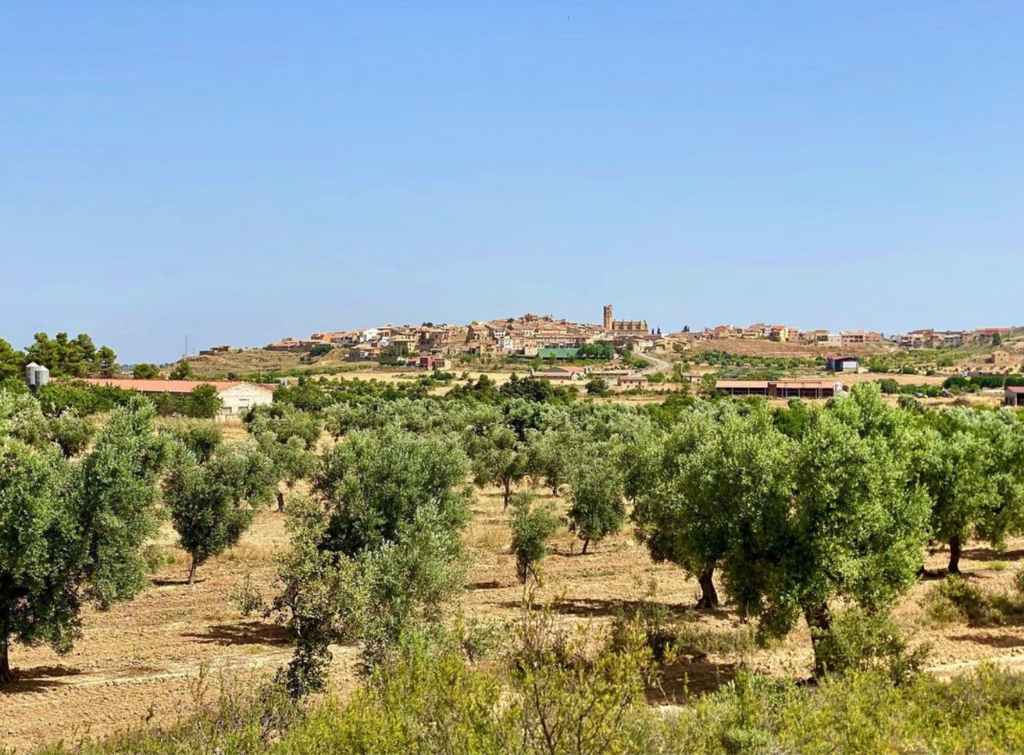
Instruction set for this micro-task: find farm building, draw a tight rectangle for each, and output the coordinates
[617,373,648,387]
[81,378,275,416]
[1006,387,1024,407]
[716,379,844,400]
[826,355,860,372]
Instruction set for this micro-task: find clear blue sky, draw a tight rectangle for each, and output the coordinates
[3,2,1022,363]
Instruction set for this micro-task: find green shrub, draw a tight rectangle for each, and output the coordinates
[673,622,760,658]
[229,574,266,617]
[164,420,222,462]
[813,607,929,684]
[923,576,1024,627]
[46,410,94,457]
[585,377,610,396]
[141,544,175,574]
[46,650,1024,754]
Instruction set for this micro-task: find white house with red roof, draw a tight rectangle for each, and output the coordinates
[81,378,275,416]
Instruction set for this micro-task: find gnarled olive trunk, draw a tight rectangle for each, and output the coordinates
[804,603,832,678]
[696,565,719,609]
[276,490,286,513]
[502,479,512,509]
[187,556,198,585]
[581,537,590,556]
[0,632,11,684]
[948,534,962,574]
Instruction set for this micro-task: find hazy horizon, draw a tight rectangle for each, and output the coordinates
[4,3,1022,362]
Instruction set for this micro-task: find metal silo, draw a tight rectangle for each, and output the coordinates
[24,362,50,389]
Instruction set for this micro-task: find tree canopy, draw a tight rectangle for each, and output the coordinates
[22,332,118,377]
[163,440,276,583]
[0,394,167,682]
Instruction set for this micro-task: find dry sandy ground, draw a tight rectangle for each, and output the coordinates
[672,338,894,359]
[6,486,1024,751]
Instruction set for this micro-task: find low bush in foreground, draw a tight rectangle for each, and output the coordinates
[923,575,1024,627]
[29,640,1024,754]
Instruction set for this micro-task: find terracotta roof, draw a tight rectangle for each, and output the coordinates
[776,380,842,390]
[1007,387,1024,394]
[79,378,275,394]
[716,380,841,390]
[716,380,770,389]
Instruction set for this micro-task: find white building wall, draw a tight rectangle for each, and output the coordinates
[217,384,274,416]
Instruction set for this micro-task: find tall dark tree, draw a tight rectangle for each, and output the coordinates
[132,363,160,379]
[0,338,23,383]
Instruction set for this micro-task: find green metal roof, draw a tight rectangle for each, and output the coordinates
[537,347,580,359]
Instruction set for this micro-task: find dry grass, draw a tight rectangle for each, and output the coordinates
[10,471,1024,751]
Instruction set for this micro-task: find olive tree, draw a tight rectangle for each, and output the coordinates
[465,424,530,509]
[275,426,471,694]
[916,409,1024,574]
[721,405,930,675]
[169,360,192,380]
[634,403,794,609]
[163,441,276,583]
[1,396,167,683]
[248,406,321,511]
[47,411,94,458]
[164,420,222,462]
[509,492,560,584]
[564,440,627,555]
[525,426,576,495]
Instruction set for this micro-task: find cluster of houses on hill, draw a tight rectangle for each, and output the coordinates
[695,324,1014,349]
[264,305,660,367]
[696,324,884,345]
[897,328,1012,349]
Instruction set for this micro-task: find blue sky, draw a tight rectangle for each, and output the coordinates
[3,2,1022,362]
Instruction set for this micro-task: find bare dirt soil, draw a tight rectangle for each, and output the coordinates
[185,350,308,378]
[7,485,1024,751]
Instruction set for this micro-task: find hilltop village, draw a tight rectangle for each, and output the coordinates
[256,306,1013,363]
[161,306,1024,407]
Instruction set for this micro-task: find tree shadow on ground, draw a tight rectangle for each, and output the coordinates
[496,596,730,622]
[151,577,206,587]
[466,579,508,590]
[548,546,590,558]
[921,568,991,581]
[181,621,291,647]
[962,547,1024,563]
[649,658,739,704]
[950,633,1024,649]
[0,665,82,695]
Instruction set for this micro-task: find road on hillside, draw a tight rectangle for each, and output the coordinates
[640,349,672,375]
